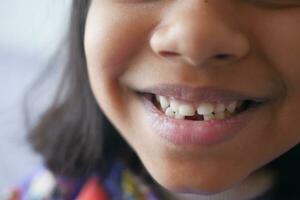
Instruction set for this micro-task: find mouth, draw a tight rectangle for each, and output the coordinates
[135,85,267,146]
[141,93,261,122]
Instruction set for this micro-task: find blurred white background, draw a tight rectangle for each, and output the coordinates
[0,0,71,191]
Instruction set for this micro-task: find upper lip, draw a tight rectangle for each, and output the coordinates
[137,84,268,103]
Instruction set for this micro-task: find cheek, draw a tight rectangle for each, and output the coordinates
[84,19,138,80]
[83,6,158,112]
[243,10,300,90]
[84,7,140,110]
[84,3,156,81]
[247,11,300,148]
[83,3,157,123]
[262,25,300,92]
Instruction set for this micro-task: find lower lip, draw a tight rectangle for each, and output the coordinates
[140,95,257,146]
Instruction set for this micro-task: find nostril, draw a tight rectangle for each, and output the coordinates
[214,53,232,60]
[159,51,180,57]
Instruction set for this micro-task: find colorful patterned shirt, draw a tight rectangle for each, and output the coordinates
[5,161,159,200]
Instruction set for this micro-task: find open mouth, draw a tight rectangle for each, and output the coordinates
[135,85,268,145]
[140,92,262,121]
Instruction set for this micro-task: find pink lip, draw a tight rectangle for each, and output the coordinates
[140,84,267,103]
[138,85,263,146]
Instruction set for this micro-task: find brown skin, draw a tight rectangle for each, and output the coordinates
[84,0,300,194]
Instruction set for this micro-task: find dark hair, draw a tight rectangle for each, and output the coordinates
[28,0,137,177]
[28,0,300,199]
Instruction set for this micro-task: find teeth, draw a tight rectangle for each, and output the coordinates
[178,104,195,116]
[226,102,238,113]
[175,112,185,119]
[165,107,185,119]
[170,99,180,112]
[203,113,215,121]
[165,107,175,117]
[214,103,225,113]
[197,103,214,115]
[156,95,240,121]
[215,112,225,120]
[157,95,170,111]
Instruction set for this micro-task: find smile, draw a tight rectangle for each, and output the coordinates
[152,95,258,121]
[137,85,267,146]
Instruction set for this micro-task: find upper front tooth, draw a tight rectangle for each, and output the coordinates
[197,103,214,115]
[178,104,195,116]
[170,100,180,112]
[175,112,185,119]
[158,95,170,110]
[214,103,225,113]
[227,102,238,113]
[165,107,175,117]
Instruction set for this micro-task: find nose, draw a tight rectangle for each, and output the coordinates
[150,2,250,67]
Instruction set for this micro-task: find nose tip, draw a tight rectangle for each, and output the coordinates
[150,4,250,67]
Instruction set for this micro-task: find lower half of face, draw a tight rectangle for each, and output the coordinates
[87,75,300,194]
[84,0,300,194]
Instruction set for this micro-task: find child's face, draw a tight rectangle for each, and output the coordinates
[84,0,300,194]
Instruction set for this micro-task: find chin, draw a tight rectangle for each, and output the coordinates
[158,179,235,195]
[145,164,247,195]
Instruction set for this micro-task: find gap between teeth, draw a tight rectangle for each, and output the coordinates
[156,95,240,121]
